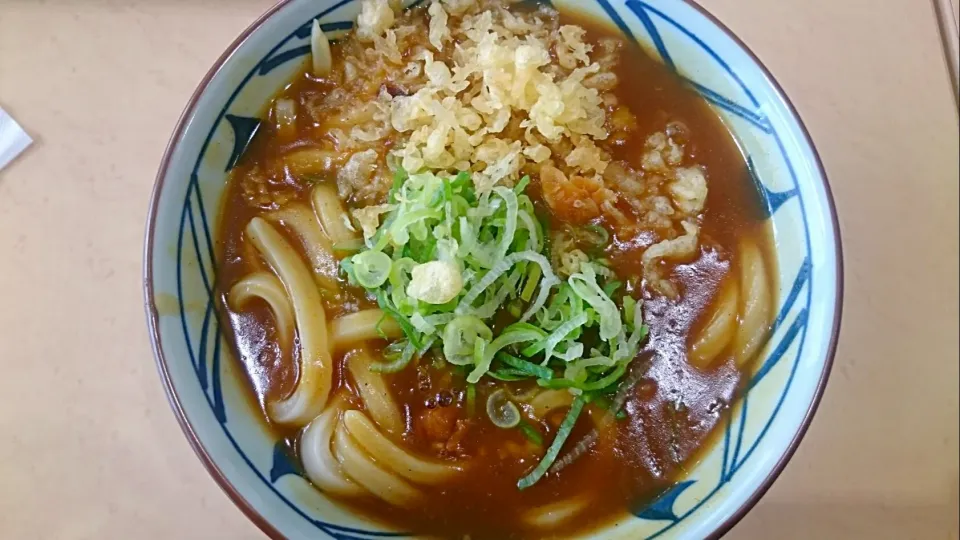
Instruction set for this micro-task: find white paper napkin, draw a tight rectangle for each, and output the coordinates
[0,107,32,171]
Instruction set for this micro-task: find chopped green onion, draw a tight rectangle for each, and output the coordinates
[589,394,627,419]
[389,168,407,203]
[343,168,649,385]
[552,342,584,362]
[410,312,437,335]
[486,389,521,429]
[603,280,622,298]
[636,325,649,343]
[339,257,357,284]
[369,340,417,373]
[588,394,608,407]
[351,250,392,288]
[456,251,558,322]
[390,207,442,245]
[442,315,492,366]
[492,187,518,261]
[564,355,617,383]
[473,334,486,367]
[467,324,546,384]
[539,363,628,392]
[417,336,436,357]
[568,263,621,340]
[536,378,573,389]
[520,263,541,302]
[375,313,391,339]
[506,299,523,319]
[488,369,530,381]
[466,384,477,417]
[522,311,588,361]
[623,296,637,327]
[375,290,422,349]
[517,211,542,252]
[519,421,544,446]
[583,224,609,246]
[513,175,531,195]
[497,353,553,380]
[517,395,585,489]
[581,364,629,391]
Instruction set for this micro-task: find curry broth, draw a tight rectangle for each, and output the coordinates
[214,6,773,539]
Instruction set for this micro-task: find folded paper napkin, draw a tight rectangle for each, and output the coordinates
[0,107,32,171]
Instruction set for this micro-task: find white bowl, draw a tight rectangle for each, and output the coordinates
[144,0,843,537]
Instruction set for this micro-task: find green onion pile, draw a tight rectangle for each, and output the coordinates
[342,169,648,487]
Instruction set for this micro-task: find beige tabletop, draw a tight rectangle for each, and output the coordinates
[1,0,957,538]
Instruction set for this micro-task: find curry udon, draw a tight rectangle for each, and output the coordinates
[214,0,775,537]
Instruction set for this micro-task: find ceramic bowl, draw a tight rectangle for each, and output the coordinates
[144,0,843,537]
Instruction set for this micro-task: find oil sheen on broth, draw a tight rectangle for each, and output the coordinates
[214,1,775,538]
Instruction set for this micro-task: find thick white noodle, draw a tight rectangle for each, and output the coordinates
[268,204,340,294]
[283,148,337,177]
[523,496,591,529]
[227,271,295,352]
[247,217,333,425]
[346,348,404,436]
[689,275,739,368]
[332,420,421,507]
[330,309,402,351]
[274,98,297,139]
[529,389,574,419]
[311,19,333,76]
[312,184,358,245]
[342,410,462,484]
[300,397,367,496]
[733,238,772,367]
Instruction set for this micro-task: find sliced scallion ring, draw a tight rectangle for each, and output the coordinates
[442,315,492,366]
[486,389,521,429]
[351,250,392,288]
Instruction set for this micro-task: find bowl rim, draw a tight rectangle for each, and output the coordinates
[142,0,844,538]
